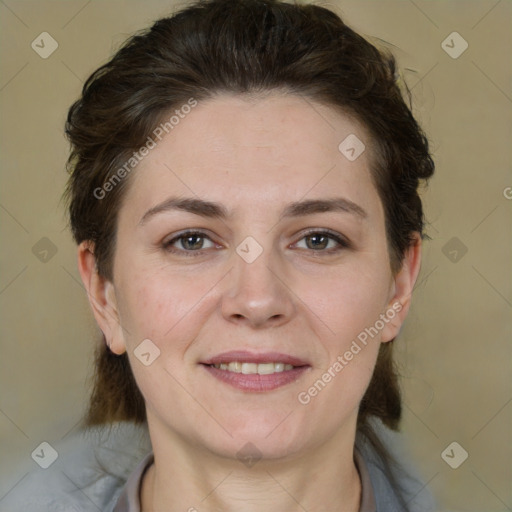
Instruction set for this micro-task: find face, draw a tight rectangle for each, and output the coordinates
[82,93,418,461]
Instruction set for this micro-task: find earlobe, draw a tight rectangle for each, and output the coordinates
[381,234,422,343]
[76,241,127,355]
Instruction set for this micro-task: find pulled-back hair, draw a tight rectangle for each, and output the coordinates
[63,0,434,488]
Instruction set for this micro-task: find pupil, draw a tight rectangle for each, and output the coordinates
[184,235,203,250]
[307,235,327,250]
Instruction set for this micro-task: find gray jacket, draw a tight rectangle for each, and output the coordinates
[0,420,436,511]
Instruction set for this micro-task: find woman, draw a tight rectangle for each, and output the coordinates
[6,0,436,510]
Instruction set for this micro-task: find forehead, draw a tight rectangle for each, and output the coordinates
[125,93,381,218]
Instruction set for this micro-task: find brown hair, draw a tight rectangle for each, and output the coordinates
[63,0,433,477]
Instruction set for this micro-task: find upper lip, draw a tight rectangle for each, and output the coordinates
[201,351,309,367]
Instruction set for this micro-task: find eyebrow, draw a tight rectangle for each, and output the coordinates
[138,196,367,226]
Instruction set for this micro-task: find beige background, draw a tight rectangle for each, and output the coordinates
[0,1,510,510]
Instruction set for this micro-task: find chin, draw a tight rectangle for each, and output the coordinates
[200,410,309,461]
[207,434,304,464]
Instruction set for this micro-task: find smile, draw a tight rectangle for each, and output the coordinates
[201,351,310,392]
[210,362,295,374]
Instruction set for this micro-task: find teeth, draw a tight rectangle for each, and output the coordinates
[228,362,242,373]
[212,362,295,374]
[241,362,258,374]
[256,363,275,375]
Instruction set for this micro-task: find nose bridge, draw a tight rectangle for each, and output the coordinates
[221,237,294,327]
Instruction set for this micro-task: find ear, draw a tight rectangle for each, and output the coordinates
[381,234,422,343]
[76,241,127,355]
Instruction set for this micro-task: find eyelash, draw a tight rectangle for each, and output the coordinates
[162,229,350,257]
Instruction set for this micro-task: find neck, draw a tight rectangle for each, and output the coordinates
[141,420,362,512]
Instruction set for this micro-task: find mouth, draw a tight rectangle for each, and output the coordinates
[200,351,311,392]
[210,361,295,374]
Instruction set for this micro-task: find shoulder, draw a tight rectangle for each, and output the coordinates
[0,422,151,512]
[356,418,437,512]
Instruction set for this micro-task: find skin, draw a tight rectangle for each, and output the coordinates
[78,92,421,512]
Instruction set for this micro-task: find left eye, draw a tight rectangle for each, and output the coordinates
[294,232,347,251]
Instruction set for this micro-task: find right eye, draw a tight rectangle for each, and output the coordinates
[163,231,218,256]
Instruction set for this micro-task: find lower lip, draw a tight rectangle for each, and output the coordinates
[202,364,310,392]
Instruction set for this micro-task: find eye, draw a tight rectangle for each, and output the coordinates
[294,230,350,253]
[163,231,217,255]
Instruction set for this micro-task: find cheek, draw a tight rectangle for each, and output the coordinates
[299,347,378,437]
[115,266,219,347]
[295,270,386,426]
[115,272,210,407]
[118,281,173,341]
[295,260,392,346]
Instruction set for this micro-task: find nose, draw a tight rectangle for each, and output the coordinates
[221,247,296,329]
